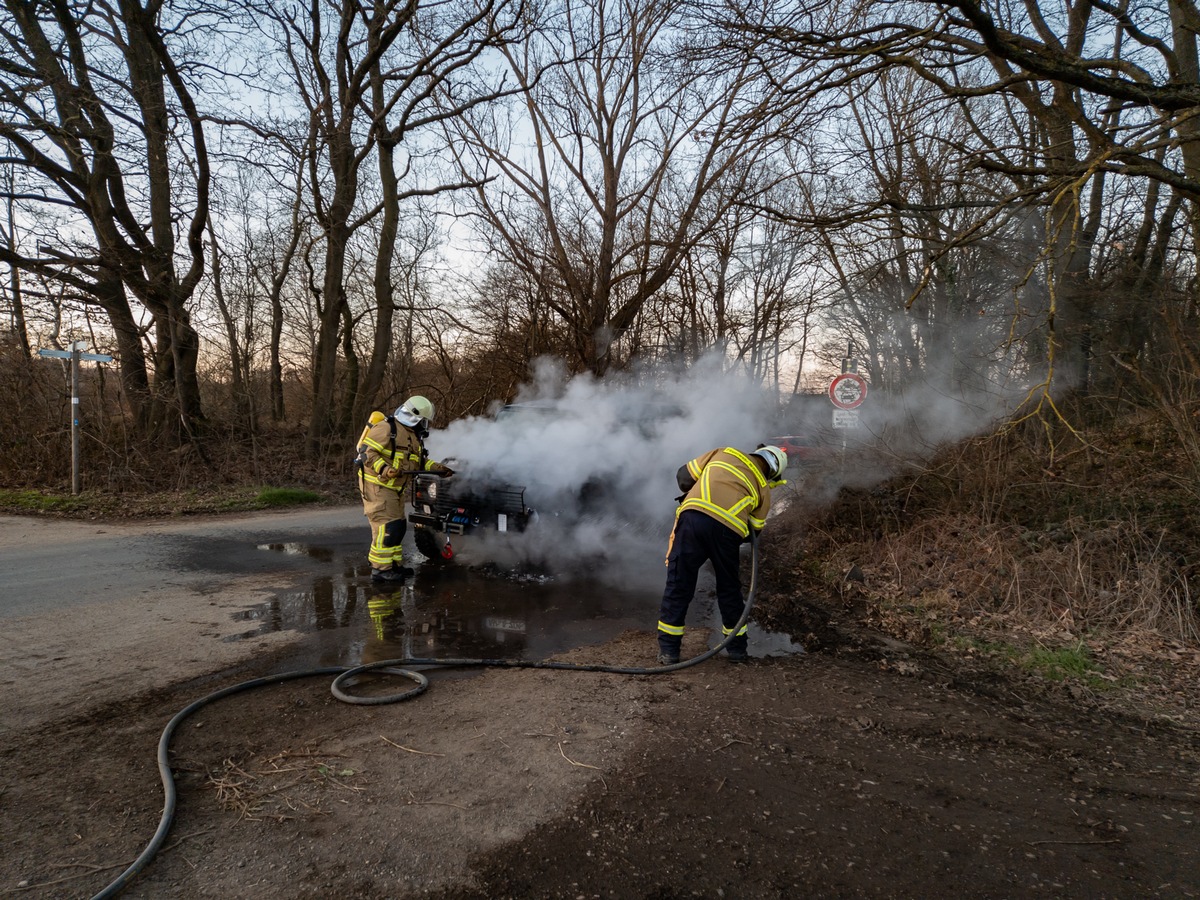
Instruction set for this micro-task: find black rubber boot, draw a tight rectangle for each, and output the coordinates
[371,566,408,582]
[725,635,749,663]
[657,637,681,666]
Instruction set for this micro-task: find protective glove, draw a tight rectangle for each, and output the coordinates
[384,466,400,480]
[430,461,455,477]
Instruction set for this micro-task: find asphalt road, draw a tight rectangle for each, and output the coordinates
[0,505,366,619]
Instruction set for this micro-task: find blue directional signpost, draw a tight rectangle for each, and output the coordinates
[37,341,114,494]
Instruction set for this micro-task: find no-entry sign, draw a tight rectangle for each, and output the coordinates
[829,373,868,410]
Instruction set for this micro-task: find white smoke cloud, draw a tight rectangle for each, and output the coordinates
[422,354,782,583]
[843,357,1044,495]
[418,350,1044,583]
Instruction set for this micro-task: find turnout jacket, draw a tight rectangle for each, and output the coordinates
[360,416,437,494]
[676,447,771,539]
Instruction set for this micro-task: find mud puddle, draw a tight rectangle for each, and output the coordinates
[235,539,802,670]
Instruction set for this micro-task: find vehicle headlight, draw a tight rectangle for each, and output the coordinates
[427,480,437,500]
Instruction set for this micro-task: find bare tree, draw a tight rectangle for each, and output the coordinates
[723,0,1200,198]
[0,157,31,358]
[358,0,522,428]
[255,166,310,424]
[670,198,754,363]
[256,0,520,455]
[653,175,826,389]
[257,0,416,452]
[718,0,1196,393]
[0,0,212,439]
[448,0,795,376]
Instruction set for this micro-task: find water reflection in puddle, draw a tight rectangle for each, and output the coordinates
[245,541,804,667]
[256,542,336,563]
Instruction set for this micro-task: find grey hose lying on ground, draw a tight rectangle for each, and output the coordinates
[91,534,760,899]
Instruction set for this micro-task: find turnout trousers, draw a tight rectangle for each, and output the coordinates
[657,509,749,657]
[361,481,407,569]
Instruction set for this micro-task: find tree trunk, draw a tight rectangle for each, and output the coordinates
[358,66,400,426]
[211,238,252,431]
[93,272,153,433]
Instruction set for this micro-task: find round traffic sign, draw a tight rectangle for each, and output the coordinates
[829,373,868,410]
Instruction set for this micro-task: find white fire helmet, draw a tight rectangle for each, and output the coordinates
[753,445,788,480]
[395,395,434,428]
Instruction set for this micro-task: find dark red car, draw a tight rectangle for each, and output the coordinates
[768,435,835,467]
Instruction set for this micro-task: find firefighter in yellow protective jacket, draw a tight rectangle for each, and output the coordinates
[357,395,453,582]
[656,444,788,665]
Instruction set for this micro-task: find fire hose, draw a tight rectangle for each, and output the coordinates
[89,533,761,900]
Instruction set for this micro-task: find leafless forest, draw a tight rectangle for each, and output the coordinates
[1,0,1198,488]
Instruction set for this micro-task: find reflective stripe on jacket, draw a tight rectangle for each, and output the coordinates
[677,447,770,538]
[361,417,435,492]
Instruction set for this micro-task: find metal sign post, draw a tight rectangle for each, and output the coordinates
[830,370,868,461]
[37,342,114,494]
[829,372,868,412]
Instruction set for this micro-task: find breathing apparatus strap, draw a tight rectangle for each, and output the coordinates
[356,414,398,499]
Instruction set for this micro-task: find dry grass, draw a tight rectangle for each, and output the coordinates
[202,749,364,822]
[843,514,1200,645]
[880,402,1188,641]
[762,399,1200,696]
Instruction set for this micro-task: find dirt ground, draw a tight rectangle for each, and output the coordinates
[2,517,1199,898]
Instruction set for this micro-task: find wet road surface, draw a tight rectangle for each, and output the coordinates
[0,507,365,618]
[0,505,802,669]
